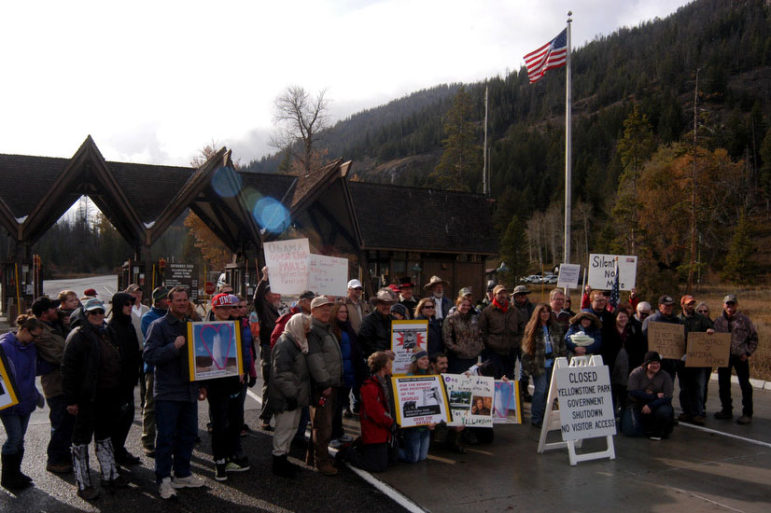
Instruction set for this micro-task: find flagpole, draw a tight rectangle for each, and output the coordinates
[564,12,573,267]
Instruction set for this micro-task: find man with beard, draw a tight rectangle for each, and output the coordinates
[424,276,451,323]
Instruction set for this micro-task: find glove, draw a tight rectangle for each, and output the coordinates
[248,375,257,388]
[286,397,298,411]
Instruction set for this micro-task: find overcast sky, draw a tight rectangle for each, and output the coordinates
[1,0,692,167]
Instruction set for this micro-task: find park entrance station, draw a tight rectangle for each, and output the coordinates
[0,136,497,318]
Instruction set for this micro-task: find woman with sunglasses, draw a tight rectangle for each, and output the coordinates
[62,298,129,500]
[414,298,444,358]
[0,314,45,491]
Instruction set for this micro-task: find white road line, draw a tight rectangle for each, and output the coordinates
[246,387,428,512]
[679,422,771,448]
[345,464,430,513]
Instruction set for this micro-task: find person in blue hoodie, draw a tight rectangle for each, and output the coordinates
[0,315,45,491]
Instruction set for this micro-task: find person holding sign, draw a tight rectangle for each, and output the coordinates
[0,315,45,491]
[522,304,567,427]
[625,351,674,440]
[713,295,758,425]
[399,351,435,463]
[642,295,685,383]
[677,295,714,426]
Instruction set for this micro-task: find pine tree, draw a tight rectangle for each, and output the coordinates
[721,211,755,284]
[499,216,529,285]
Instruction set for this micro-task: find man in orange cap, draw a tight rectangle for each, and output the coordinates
[676,295,713,425]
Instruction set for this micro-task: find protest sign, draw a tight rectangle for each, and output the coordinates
[187,321,244,381]
[587,254,637,291]
[685,332,731,368]
[392,375,450,428]
[493,380,522,424]
[557,263,581,289]
[263,239,310,295]
[442,374,495,427]
[0,350,19,411]
[647,321,686,360]
[391,320,428,375]
[554,364,616,441]
[308,254,348,297]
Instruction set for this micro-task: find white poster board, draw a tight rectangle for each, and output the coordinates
[441,374,495,428]
[391,320,428,375]
[587,254,637,291]
[263,239,310,295]
[554,365,616,441]
[308,254,348,297]
[557,263,581,289]
[392,375,451,427]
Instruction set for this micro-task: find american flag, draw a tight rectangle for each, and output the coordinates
[523,29,568,84]
[609,257,620,309]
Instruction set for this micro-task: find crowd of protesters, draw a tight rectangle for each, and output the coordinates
[0,271,760,499]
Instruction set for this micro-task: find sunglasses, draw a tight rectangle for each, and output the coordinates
[423,305,435,309]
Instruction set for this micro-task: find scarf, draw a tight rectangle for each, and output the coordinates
[492,298,509,313]
[284,313,310,354]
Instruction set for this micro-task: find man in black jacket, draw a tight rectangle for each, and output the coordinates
[358,289,395,359]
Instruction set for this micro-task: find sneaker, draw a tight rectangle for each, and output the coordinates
[648,436,662,441]
[714,410,732,420]
[214,460,228,482]
[171,474,205,488]
[46,462,73,474]
[159,477,177,499]
[737,415,752,425]
[78,485,100,501]
[225,457,250,473]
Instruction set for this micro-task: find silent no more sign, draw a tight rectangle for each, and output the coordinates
[554,365,616,441]
[587,254,637,291]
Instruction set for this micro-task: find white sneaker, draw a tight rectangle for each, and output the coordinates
[159,477,177,499]
[171,474,205,488]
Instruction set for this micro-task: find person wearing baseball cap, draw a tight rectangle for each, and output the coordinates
[641,294,685,384]
[713,295,758,425]
[206,293,253,480]
[478,283,521,379]
[676,294,714,426]
[306,295,343,476]
[625,351,674,440]
[345,279,371,334]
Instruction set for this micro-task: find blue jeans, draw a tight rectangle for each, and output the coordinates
[1,413,31,455]
[155,400,198,482]
[399,428,430,463]
[531,367,553,426]
[47,395,76,464]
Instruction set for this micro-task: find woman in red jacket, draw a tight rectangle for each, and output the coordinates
[344,351,396,472]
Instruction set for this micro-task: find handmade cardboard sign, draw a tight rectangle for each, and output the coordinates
[187,321,244,381]
[554,364,616,441]
[647,321,686,360]
[685,332,731,368]
[391,320,428,375]
[442,374,495,428]
[493,380,522,424]
[392,375,451,428]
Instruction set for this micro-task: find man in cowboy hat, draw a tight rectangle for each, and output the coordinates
[359,289,395,358]
[424,276,451,322]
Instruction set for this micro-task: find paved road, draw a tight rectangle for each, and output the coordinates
[43,275,118,300]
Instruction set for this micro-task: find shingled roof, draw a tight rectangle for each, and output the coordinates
[109,161,193,224]
[0,154,69,220]
[347,181,497,255]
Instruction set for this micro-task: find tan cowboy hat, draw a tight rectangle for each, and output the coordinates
[424,275,449,290]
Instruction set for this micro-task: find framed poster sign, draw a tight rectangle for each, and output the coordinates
[0,349,19,411]
[493,379,522,424]
[187,321,244,381]
[391,320,428,375]
[392,375,451,428]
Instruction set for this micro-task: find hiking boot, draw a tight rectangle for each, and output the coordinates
[78,486,100,501]
[737,415,752,425]
[691,415,706,426]
[317,462,338,476]
[159,477,176,499]
[714,410,732,420]
[46,462,73,474]
[171,474,205,488]
[214,460,227,482]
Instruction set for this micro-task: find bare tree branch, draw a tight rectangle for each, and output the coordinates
[271,86,329,175]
